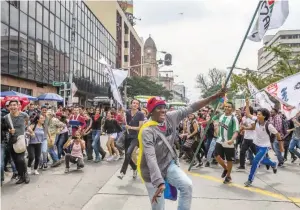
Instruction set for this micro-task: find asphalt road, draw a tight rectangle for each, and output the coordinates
[2,137,300,210]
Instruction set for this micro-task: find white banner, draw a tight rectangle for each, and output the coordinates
[247,80,275,110]
[280,103,299,120]
[248,0,289,42]
[264,73,300,108]
[100,58,124,107]
[112,69,128,87]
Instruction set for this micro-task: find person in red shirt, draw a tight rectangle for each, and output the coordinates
[69,107,86,136]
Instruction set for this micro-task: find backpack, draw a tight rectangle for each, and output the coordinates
[255,120,275,143]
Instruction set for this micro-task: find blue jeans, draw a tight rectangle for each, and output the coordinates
[92,130,101,159]
[207,138,217,162]
[273,140,284,164]
[48,147,59,162]
[248,146,276,182]
[56,132,68,159]
[289,138,300,158]
[145,161,192,210]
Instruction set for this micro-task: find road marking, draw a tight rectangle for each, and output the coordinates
[186,171,300,204]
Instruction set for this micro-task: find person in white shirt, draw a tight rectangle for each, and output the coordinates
[244,99,283,187]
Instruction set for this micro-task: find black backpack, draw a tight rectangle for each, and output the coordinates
[255,120,275,143]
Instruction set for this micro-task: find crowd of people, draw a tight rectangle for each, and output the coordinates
[1,91,300,210]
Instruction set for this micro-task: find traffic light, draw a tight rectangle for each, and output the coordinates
[164,53,172,66]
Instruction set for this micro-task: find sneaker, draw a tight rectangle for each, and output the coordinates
[11,173,18,180]
[51,160,61,168]
[94,157,101,163]
[205,162,210,167]
[64,168,69,173]
[24,173,30,184]
[133,170,137,179]
[195,162,203,168]
[278,162,284,167]
[272,162,278,174]
[291,157,297,163]
[15,176,25,184]
[27,167,32,175]
[33,170,39,175]
[106,156,114,162]
[244,180,252,187]
[117,172,125,180]
[223,176,232,184]
[221,169,228,178]
[237,166,246,171]
[114,155,120,161]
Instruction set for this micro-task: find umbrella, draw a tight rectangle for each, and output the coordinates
[1,96,30,111]
[0,91,38,101]
[37,93,63,102]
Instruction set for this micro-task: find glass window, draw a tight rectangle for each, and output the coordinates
[1,48,9,73]
[9,51,19,76]
[10,4,19,30]
[20,12,28,34]
[43,8,49,28]
[56,1,60,18]
[19,33,27,58]
[66,0,69,11]
[1,23,9,50]
[28,38,35,61]
[55,35,60,51]
[66,11,70,26]
[65,27,69,41]
[50,0,55,13]
[49,31,54,48]
[20,1,28,14]
[9,28,18,53]
[36,42,42,62]
[28,17,35,38]
[61,37,65,52]
[36,3,43,23]
[43,27,49,45]
[49,49,54,82]
[36,23,42,41]
[44,0,49,9]
[65,42,69,56]
[19,55,27,79]
[43,46,49,83]
[50,13,55,31]
[59,54,65,81]
[61,21,65,39]
[1,1,9,24]
[61,7,65,22]
[28,1,36,18]
[55,17,60,35]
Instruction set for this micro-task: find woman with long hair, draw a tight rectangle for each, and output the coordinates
[27,114,45,175]
[103,111,122,161]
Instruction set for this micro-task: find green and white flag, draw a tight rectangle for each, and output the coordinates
[248,0,289,42]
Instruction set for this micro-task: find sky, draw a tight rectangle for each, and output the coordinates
[133,0,300,102]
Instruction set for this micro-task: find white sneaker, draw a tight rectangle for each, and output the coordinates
[114,155,120,161]
[33,170,39,175]
[27,167,32,175]
[118,172,125,180]
[133,170,137,179]
[106,156,114,162]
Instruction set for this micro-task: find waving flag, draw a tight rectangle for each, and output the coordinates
[248,0,289,42]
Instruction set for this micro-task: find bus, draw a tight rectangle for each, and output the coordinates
[167,101,187,110]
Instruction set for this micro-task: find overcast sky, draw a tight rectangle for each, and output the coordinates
[133,0,300,102]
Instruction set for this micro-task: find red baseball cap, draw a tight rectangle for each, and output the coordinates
[147,97,166,114]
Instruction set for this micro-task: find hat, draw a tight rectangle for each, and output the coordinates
[147,97,166,114]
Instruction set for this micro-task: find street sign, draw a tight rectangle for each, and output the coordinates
[53,81,63,86]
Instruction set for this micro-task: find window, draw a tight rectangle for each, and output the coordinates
[28,17,35,38]
[61,21,65,39]
[55,35,60,50]
[43,8,49,28]
[43,27,49,44]
[1,49,9,73]
[10,4,19,30]
[55,17,60,35]
[1,1,9,24]
[19,33,27,58]
[28,1,36,18]
[20,1,28,14]
[124,41,128,48]
[50,0,55,13]
[9,28,18,53]
[36,23,42,41]
[49,31,54,48]
[9,1,20,9]
[44,0,49,9]
[36,3,43,23]
[61,7,65,22]
[124,55,128,62]
[20,12,28,34]
[56,1,60,18]
[1,23,9,50]
[50,13,55,31]
[9,51,19,76]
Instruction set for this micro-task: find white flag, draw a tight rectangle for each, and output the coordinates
[112,69,128,87]
[247,80,275,110]
[280,103,299,120]
[264,73,300,108]
[248,0,289,42]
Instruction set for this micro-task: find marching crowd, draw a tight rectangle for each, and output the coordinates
[1,91,300,210]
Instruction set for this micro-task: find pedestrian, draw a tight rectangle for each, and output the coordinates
[138,89,226,210]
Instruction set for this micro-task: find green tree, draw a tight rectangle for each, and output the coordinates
[126,76,173,100]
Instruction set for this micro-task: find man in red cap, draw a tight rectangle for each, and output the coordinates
[138,89,226,210]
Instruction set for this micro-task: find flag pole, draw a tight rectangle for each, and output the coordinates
[188,0,262,171]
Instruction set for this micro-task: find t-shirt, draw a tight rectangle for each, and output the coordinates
[5,112,29,137]
[252,117,278,147]
[126,110,144,138]
[213,114,239,148]
[242,116,256,140]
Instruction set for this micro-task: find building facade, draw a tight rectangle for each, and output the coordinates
[142,35,158,78]
[171,84,187,102]
[85,0,143,77]
[1,0,115,104]
[257,30,300,75]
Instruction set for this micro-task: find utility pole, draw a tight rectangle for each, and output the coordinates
[124,80,128,109]
[68,0,76,106]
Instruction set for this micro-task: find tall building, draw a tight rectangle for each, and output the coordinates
[1,0,115,104]
[85,0,143,76]
[142,35,158,78]
[172,84,187,102]
[257,30,300,75]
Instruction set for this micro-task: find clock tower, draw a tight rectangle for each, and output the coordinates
[143,35,158,78]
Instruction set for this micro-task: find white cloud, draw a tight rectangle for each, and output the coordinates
[133,0,300,102]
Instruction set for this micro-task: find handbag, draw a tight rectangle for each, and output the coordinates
[156,131,179,201]
[7,114,27,153]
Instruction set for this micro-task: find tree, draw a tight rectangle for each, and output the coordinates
[126,76,173,100]
[230,45,300,94]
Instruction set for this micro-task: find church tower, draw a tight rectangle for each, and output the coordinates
[143,35,158,78]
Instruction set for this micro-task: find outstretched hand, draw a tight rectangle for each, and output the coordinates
[216,87,227,98]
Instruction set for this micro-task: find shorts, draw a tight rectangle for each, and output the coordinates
[215,142,235,161]
[108,133,118,139]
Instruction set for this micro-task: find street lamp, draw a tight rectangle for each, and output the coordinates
[227,66,284,78]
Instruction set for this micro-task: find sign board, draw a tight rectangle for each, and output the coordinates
[53,81,63,86]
